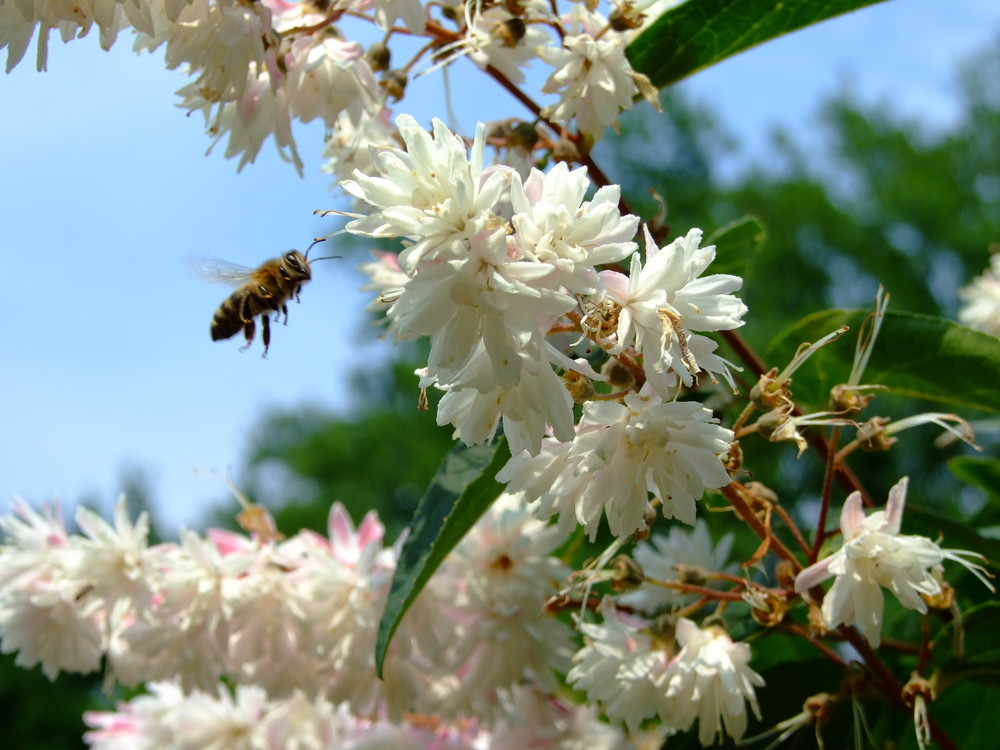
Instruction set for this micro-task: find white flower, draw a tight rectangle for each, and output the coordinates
[566,603,670,736]
[540,33,650,139]
[431,338,577,455]
[84,682,351,750]
[958,254,1000,337]
[510,161,639,295]
[490,684,629,750]
[432,2,552,85]
[597,226,747,394]
[795,477,995,647]
[284,36,379,128]
[179,71,303,174]
[365,0,427,34]
[433,495,575,717]
[499,386,734,539]
[442,493,568,616]
[618,521,734,614]
[658,619,765,745]
[0,0,149,73]
[322,108,401,190]
[341,115,507,271]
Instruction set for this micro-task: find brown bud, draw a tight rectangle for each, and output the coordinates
[563,369,596,403]
[775,559,797,590]
[380,69,408,102]
[601,357,635,388]
[744,586,788,627]
[830,383,875,415]
[497,18,526,48]
[552,136,580,164]
[902,672,935,707]
[366,42,391,73]
[611,554,645,592]
[609,1,646,31]
[647,614,678,651]
[922,581,956,611]
[749,368,790,411]
[856,416,895,452]
[753,406,789,440]
[803,693,835,727]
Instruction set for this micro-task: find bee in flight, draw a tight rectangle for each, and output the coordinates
[187,243,338,357]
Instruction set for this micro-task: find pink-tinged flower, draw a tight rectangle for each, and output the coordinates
[596,226,747,395]
[657,619,764,745]
[540,34,655,139]
[490,684,628,750]
[795,477,994,646]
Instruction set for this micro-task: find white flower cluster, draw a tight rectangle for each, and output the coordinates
[795,477,994,647]
[1,0,673,177]
[350,115,745,539]
[0,494,587,730]
[567,602,764,745]
[84,680,629,750]
[958,253,1000,337]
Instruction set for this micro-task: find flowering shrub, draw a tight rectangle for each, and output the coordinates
[3,0,1000,748]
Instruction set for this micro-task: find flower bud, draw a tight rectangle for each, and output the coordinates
[610,554,644,592]
[749,368,790,411]
[366,42,391,73]
[497,18,526,48]
[609,1,646,31]
[856,416,895,451]
[830,382,875,414]
[380,70,408,101]
[552,136,580,164]
[563,369,596,402]
[743,586,788,627]
[601,356,635,388]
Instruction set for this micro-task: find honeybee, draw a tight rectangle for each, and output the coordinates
[188,244,337,356]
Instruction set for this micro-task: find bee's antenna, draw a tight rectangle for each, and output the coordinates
[305,238,341,262]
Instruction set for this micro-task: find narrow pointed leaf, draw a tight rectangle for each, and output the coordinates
[628,0,890,89]
[374,438,509,677]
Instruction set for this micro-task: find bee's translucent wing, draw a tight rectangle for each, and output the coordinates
[184,256,256,286]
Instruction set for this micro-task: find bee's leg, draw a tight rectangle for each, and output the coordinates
[238,317,256,353]
[260,313,271,358]
[280,303,289,325]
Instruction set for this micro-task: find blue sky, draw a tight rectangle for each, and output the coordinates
[2,0,998,532]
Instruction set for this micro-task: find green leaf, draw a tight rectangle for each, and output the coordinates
[934,602,1000,690]
[627,0,890,89]
[374,438,509,677]
[950,456,1000,527]
[766,310,1000,413]
[706,215,767,279]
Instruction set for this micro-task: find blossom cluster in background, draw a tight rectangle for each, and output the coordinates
[0,492,773,747]
[0,0,672,178]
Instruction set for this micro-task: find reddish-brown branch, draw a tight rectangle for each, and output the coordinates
[811,426,842,562]
[721,483,801,571]
[840,627,958,750]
